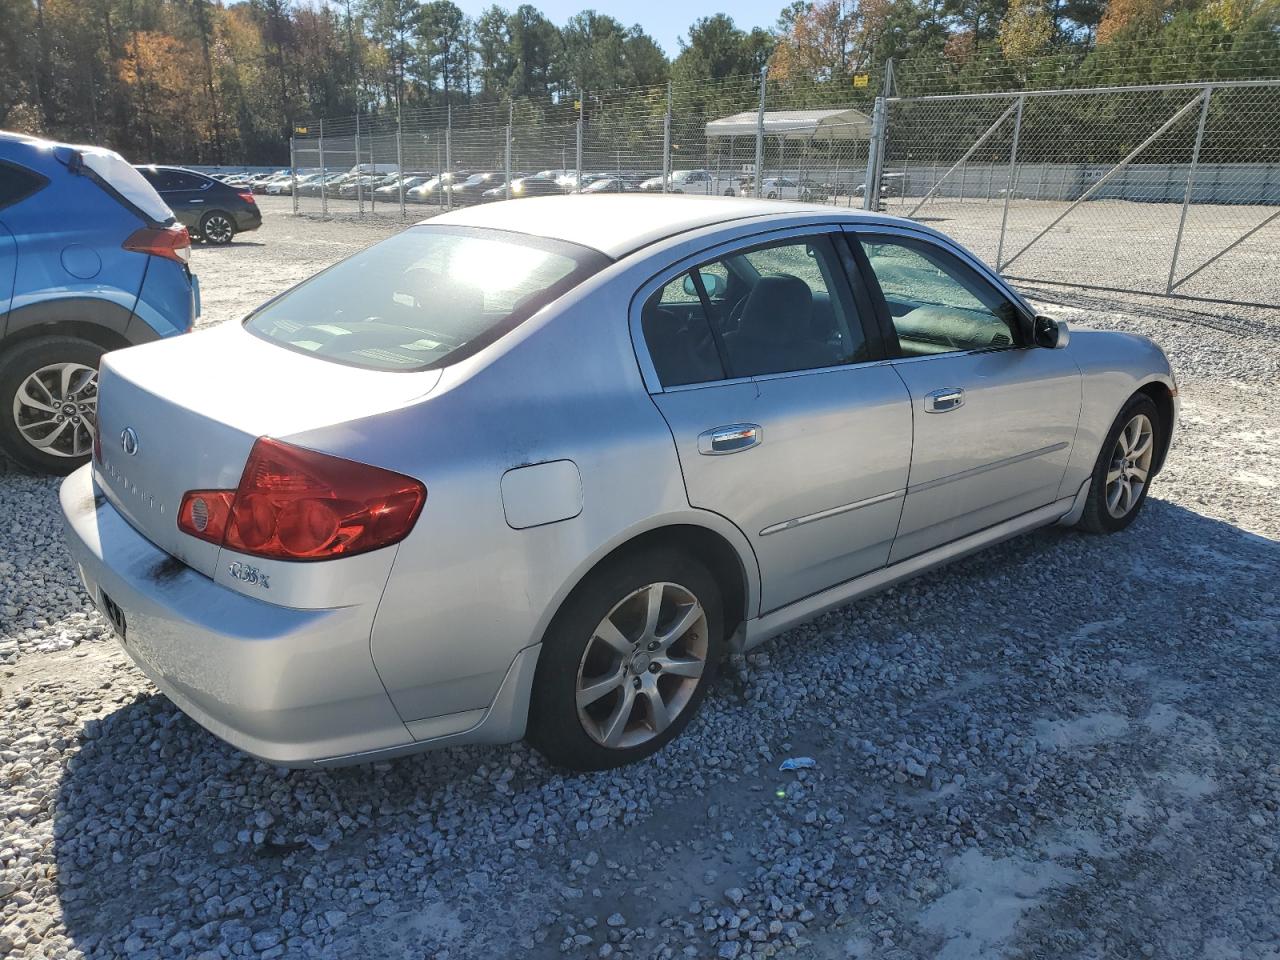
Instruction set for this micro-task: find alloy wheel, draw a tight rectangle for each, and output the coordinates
[203,214,234,244]
[575,582,708,750]
[12,362,98,458]
[1105,412,1154,518]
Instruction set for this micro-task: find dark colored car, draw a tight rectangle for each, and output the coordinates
[135,165,262,245]
[0,133,196,473]
[582,176,635,194]
[451,171,509,204]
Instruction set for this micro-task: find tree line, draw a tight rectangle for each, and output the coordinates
[0,0,1275,164]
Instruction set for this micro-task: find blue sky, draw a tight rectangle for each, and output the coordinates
[451,1,784,57]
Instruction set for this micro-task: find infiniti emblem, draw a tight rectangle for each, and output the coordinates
[120,427,139,457]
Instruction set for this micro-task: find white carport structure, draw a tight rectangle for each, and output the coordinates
[704,108,872,142]
[703,107,873,202]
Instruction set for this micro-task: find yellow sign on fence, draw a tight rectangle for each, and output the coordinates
[294,126,308,135]
[852,74,869,89]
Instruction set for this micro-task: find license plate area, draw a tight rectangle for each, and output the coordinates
[100,591,127,641]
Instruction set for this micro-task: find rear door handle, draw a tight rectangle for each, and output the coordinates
[924,387,965,413]
[698,423,762,455]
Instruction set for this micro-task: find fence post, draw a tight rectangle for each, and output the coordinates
[576,92,585,192]
[396,120,405,219]
[863,97,886,211]
[355,110,363,216]
[446,104,453,211]
[663,81,672,194]
[318,118,327,217]
[505,102,513,200]
[289,136,298,216]
[754,66,767,198]
[996,93,1025,270]
[1167,85,1212,294]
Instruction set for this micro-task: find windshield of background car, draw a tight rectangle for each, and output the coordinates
[244,225,610,371]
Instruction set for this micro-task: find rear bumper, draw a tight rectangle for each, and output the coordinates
[58,465,414,766]
[234,207,262,232]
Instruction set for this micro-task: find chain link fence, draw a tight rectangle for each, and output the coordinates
[287,72,1280,307]
[882,80,1280,304]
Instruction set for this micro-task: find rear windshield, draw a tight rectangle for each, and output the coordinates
[243,225,610,371]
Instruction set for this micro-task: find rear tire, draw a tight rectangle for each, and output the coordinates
[199,211,236,245]
[0,335,104,475]
[1079,393,1161,534]
[527,548,725,771]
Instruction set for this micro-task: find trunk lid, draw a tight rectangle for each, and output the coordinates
[93,323,440,577]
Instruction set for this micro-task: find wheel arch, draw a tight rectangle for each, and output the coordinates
[1135,379,1175,475]
[2,298,135,353]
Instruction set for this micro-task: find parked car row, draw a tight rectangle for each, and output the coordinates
[278,167,853,205]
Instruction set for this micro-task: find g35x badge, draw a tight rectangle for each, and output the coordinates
[227,561,270,589]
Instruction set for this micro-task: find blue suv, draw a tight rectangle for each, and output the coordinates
[0,132,196,473]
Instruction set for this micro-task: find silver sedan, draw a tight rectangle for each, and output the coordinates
[60,196,1177,770]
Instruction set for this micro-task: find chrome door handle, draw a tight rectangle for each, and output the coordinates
[924,387,965,413]
[698,423,762,455]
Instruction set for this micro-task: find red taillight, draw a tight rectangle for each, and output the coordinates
[124,224,191,264]
[238,191,255,205]
[178,438,426,561]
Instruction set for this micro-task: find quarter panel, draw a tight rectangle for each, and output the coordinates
[292,266,756,726]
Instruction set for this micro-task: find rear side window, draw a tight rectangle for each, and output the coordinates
[164,170,209,190]
[0,163,48,210]
[642,275,726,387]
[244,225,610,371]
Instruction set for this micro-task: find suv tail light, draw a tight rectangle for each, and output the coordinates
[238,191,255,205]
[178,438,426,561]
[124,224,191,264]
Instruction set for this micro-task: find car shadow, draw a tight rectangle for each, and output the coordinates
[46,497,1279,957]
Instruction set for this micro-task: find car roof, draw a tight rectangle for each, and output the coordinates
[426,194,904,259]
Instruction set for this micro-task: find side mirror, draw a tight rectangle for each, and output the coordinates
[1033,314,1070,349]
[682,271,726,299]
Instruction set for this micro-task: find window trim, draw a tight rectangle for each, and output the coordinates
[844,225,1035,361]
[629,224,889,394]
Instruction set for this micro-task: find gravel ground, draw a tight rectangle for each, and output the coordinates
[1,197,1278,960]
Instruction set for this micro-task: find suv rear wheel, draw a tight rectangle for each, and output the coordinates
[528,548,725,770]
[0,335,103,474]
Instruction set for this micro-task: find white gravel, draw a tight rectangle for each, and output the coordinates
[1,197,1278,960]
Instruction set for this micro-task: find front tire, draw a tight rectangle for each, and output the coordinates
[199,210,236,245]
[0,335,103,475]
[1079,394,1161,534]
[527,549,725,771]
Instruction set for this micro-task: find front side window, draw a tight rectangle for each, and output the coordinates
[245,225,608,371]
[858,235,1021,356]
